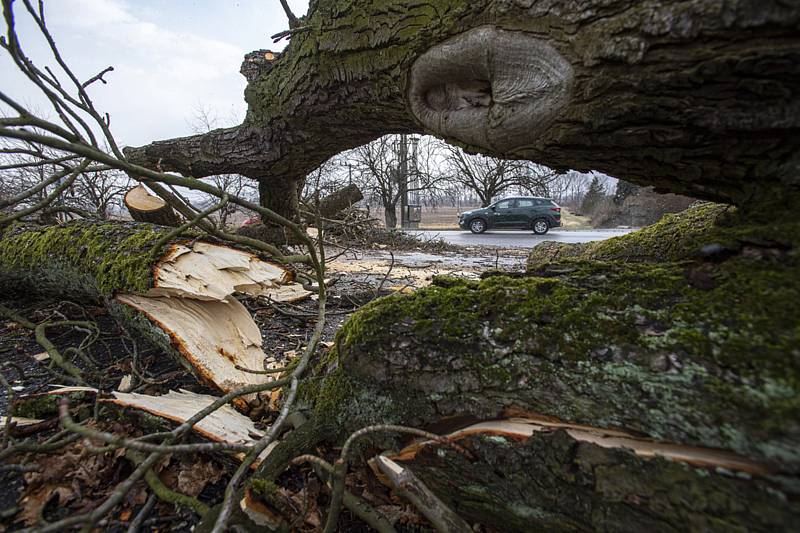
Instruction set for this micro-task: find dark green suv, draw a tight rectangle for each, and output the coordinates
[458,197,562,234]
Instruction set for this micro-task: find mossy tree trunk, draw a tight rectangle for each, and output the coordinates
[0,221,292,400]
[255,205,800,529]
[394,430,798,532]
[124,0,800,218]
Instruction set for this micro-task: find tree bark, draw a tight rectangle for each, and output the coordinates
[388,429,799,532]
[124,0,800,214]
[384,204,397,229]
[0,221,304,405]
[312,183,363,220]
[266,204,800,528]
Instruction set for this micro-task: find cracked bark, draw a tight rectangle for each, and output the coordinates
[124,0,800,219]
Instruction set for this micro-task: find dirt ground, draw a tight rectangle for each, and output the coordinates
[0,239,526,531]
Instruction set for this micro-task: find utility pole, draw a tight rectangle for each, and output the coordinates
[398,134,408,229]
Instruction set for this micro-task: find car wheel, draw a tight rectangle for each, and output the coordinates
[469,219,487,234]
[532,218,549,235]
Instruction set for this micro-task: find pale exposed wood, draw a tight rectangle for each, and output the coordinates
[0,416,43,428]
[107,389,278,464]
[124,185,167,211]
[46,386,99,394]
[148,241,309,302]
[239,487,284,528]
[115,294,276,400]
[115,240,309,399]
[124,185,180,226]
[389,417,772,475]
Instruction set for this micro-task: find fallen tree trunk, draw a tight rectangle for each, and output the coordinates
[123,185,180,227]
[311,184,363,220]
[0,221,309,405]
[380,424,798,531]
[250,205,800,528]
[125,0,800,218]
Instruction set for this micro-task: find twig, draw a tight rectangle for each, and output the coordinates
[34,320,87,382]
[278,0,300,28]
[377,250,395,293]
[126,450,210,516]
[0,371,14,449]
[148,193,229,259]
[271,26,310,43]
[234,364,288,375]
[296,455,397,533]
[373,455,471,533]
[126,494,156,533]
[81,66,114,88]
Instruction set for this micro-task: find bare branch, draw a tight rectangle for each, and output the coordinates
[278,0,300,28]
[81,66,114,88]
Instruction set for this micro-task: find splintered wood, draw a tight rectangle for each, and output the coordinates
[107,390,277,464]
[387,417,772,475]
[116,295,271,398]
[115,240,310,399]
[147,242,299,302]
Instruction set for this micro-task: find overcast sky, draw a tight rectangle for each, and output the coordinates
[1,0,309,147]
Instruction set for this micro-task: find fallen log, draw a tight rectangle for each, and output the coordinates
[0,221,309,405]
[311,184,363,220]
[123,185,180,227]
[251,205,800,528]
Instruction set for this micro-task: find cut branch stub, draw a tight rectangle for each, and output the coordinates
[124,185,180,227]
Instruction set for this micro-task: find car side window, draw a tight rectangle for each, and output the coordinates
[495,199,514,209]
[517,199,535,208]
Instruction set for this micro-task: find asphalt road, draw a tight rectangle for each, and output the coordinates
[408,228,636,248]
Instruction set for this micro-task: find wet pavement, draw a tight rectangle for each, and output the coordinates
[407,228,636,248]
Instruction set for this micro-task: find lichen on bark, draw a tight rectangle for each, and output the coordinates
[273,203,800,528]
[300,205,800,471]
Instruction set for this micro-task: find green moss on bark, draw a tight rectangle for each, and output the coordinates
[528,202,800,268]
[0,221,177,298]
[305,206,800,471]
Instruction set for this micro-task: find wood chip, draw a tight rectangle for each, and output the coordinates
[31,352,50,362]
[106,390,278,464]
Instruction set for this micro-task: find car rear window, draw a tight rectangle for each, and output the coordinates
[518,199,535,207]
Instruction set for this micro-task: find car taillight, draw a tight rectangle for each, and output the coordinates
[550,207,561,213]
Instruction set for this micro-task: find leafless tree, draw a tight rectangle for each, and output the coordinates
[441,144,556,207]
[68,168,131,219]
[1,135,129,220]
[350,134,446,228]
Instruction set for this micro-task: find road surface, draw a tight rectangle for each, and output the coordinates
[407,228,636,248]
